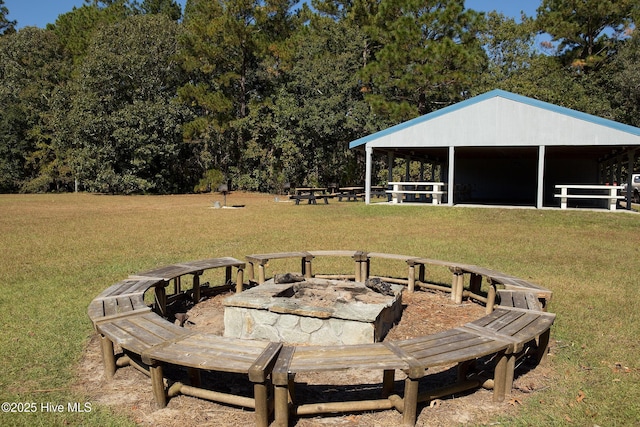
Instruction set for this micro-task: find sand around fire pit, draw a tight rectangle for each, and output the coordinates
[75,287,555,426]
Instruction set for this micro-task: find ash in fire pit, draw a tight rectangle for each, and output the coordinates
[223,276,403,345]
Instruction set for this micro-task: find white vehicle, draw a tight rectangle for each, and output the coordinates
[622,174,640,203]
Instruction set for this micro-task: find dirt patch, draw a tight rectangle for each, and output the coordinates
[75,288,554,426]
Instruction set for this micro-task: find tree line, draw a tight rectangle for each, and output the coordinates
[1,0,639,194]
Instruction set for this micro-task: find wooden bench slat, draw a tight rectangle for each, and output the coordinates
[287,344,408,372]
[96,279,162,299]
[98,313,188,355]
[246,252,311,264]
[143,333,280,375]
[178,257,245,271]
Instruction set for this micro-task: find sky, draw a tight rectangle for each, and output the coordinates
[5,0,542,29]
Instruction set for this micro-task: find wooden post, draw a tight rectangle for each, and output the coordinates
[402,377,420,426]
[469,273,482,295]
[486,283,496,314]
[537,328,551,363]
[455,273,464,305]
[450,269,464,304]
[173,276,181,295]
[150,363,167,408]
[236,266,244,293]
[273,382,289,427]
[253,382,269,427]
[188,367,201,387]
[407,263,416,293]
[247,262,255,281]
[100,334,116,379]
[492,350,508,402]
[154,284,167,317]
[304,254,313,279]
[353,252,369,282]
[382,370,395,398]
[192,273,201,304]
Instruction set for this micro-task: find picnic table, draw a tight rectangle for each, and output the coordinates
[337,186,364,201]
[387,181,445,204]
[289,187,332,205]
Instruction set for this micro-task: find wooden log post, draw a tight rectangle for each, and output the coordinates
[253,382,270,427]
[492,350,509,402]
[192,272,201,304]
[154,283,167,317]
[236,265,245,293]
[225,265,232,285]
[406,260,417,293]
[486,283,497,314]
[536,328,552,363]
[100,334,116,379]
[469,273,482,295]
[150,363,167,408]
[450,268,464,304]
[402,377,420,426]
[382,370,395,398]
[353,251,369,282]
[303,253,314,279]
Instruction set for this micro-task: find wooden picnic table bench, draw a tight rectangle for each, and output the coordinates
[554,184,624,211]
[336,186,364,201]
[289,187,334,205]
[142,334,282,427]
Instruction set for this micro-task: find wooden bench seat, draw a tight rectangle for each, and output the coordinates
[88,293,151,326]
[95,312,191,378]
[130,257,247,305]
[497,290,544,312]
[461,307,556,397]
[393,327,513,424]
[87,279,165,326]
[272,342,416,426]
[142,334,282,427]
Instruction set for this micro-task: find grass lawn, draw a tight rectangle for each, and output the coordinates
[0,192,639,426]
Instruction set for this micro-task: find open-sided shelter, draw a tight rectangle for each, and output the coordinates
[349,90,640,209]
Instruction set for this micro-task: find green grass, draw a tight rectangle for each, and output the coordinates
[1,193,639,426]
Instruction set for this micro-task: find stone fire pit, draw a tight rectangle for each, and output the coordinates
[223,276,403,345]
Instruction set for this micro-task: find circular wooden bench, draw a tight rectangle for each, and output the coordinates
[88,251,554,427]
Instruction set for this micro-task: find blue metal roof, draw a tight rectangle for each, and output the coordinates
[349,89,640,149]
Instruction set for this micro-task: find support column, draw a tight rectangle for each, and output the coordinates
[388,151,394,202]
[627,151,636,209]
[405,155,410,181]
[150,363,167,408]
[100,334,116,379]
[447,146,455,206]
[365,145,373,204]
[537,145,546,208]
